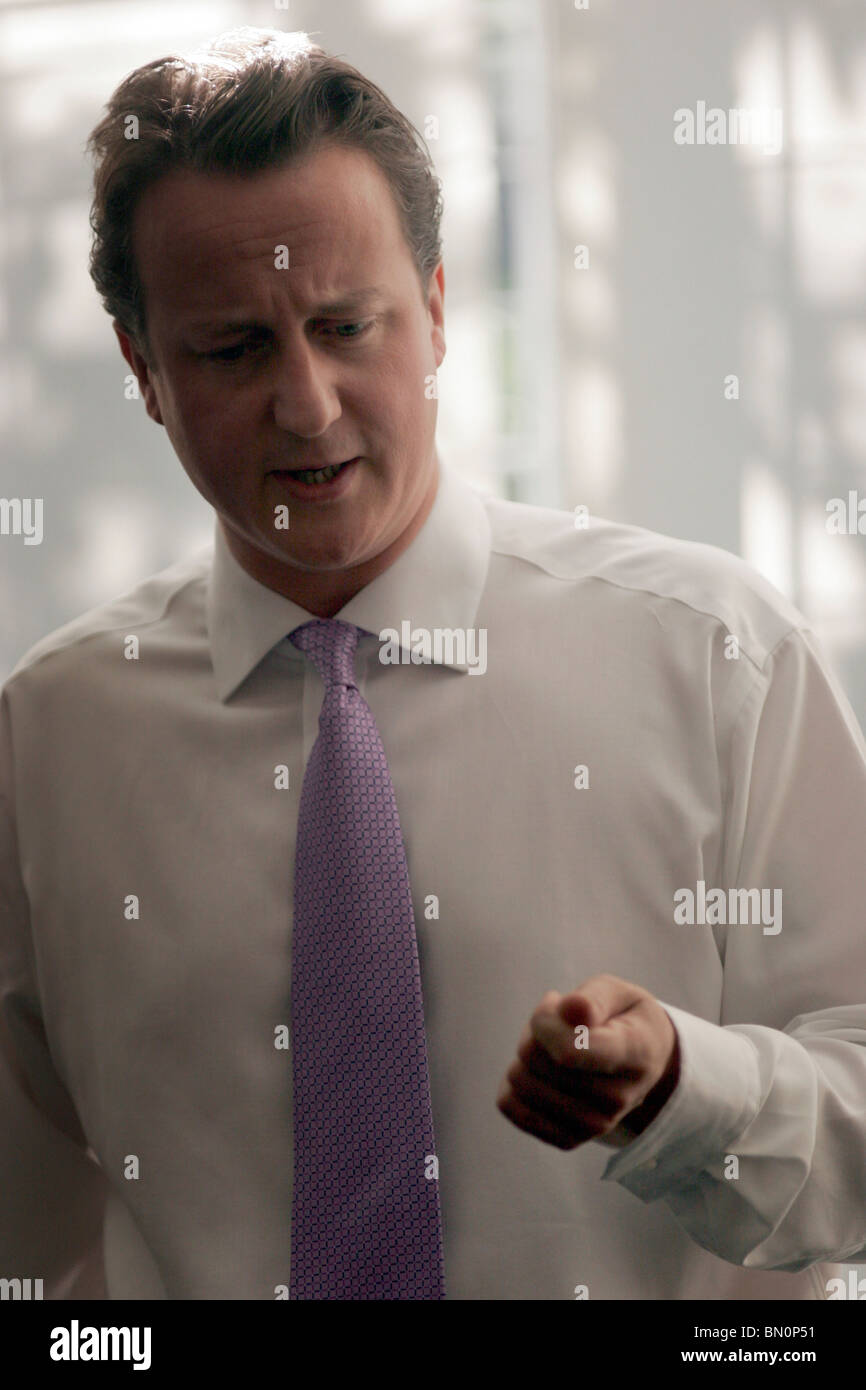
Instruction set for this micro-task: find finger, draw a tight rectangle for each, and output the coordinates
[556,974,647,1030]
[515,1039,646,1109]
[496,1081,599,1150]
[505,1057,628,1130]
[530,991,582,1064]
[524,1016,643,1077]
[517,1045,647,1123]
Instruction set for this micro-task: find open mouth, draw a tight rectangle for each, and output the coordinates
[288,461,349,484]
[275,457,357,485]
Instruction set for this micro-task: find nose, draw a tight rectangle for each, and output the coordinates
[270,332,342,438]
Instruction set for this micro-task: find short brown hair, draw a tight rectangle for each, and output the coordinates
[86,27,443,361]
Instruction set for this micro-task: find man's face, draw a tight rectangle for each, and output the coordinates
[116,143,445,613]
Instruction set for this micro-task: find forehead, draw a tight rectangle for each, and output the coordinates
[132,144,411,318]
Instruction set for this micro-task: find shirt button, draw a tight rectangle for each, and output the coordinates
[641,1157,659,1171]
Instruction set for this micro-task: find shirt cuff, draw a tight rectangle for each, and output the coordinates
[600,1001,762,1200]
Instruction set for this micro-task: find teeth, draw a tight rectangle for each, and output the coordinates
[293,462,342,484]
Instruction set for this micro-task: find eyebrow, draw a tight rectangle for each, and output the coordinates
[186,287,387,335]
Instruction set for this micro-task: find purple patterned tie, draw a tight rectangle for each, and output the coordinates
[288,618,446,1299]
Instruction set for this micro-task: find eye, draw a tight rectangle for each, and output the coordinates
[205,342,262,362]
[328,320,373,339]
[201,320,374,362]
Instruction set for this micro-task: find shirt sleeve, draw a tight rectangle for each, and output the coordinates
[601,625,866,1272]
[0,685,109,1298]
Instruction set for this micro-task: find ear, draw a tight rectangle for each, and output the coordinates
[426,261,446,369]
[113,321,164,425]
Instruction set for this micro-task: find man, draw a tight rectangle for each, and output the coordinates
[1,26,865,1300]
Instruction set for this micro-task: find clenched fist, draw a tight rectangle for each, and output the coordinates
[497,974,681,1150]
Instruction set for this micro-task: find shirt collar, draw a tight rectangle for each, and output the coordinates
[206,453,492,701]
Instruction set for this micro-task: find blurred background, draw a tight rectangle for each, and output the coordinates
[2,0,866,731]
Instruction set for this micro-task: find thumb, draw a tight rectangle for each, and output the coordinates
[557,974,644,1030]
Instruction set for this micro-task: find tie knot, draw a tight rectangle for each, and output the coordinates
[289,619,363,690]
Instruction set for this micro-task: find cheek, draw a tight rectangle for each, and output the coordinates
[175,376,255,445]
[157,380,237,484]
[376,346,431,427]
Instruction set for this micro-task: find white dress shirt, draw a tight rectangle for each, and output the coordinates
[2,454,866,1301]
